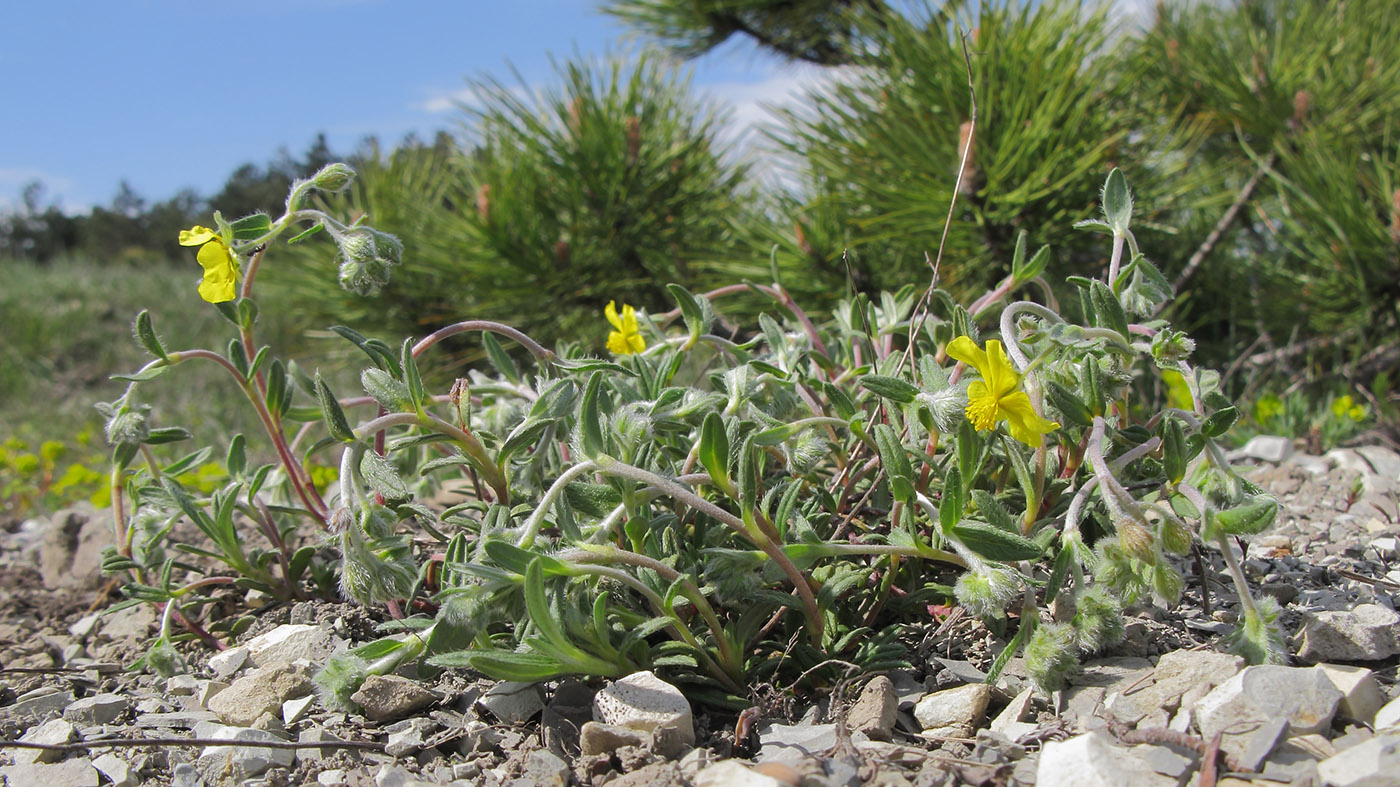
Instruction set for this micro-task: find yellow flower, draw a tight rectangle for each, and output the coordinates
[178,225,238,303]
[946,336,1059,446]
[1331,395,1365,423]
[605,300,646,355]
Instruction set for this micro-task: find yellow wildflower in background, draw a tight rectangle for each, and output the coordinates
[605,300,646,355]
[178,225,238,303]
[1331,395,1365,422]
[946,336,1059,446]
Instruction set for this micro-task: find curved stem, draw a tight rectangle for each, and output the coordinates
[412,320,554,363]
[356,411,508,505]
[517,461,600,548]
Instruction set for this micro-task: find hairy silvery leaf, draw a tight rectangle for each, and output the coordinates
[917,383,968,434]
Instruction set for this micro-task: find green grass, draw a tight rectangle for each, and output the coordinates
[0,255,359,518]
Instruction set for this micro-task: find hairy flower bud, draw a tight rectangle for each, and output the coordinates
[97,398,152,446]
[1152,563,1184,606]
[954,565,1020,620]
[1025,622,1079,693]
[339,230,377,262]
[338,258,391,296]
[311,162,356,193]
[1116,519,1156,565]
[1159,517,1192,556]
[1072,585,1125,652]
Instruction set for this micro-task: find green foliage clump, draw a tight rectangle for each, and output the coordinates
[273,54,771,356]
[106,166,1287,708]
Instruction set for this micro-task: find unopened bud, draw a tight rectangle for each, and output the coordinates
[1025,622,1078,693]
[1152,563,1185,606]
[1159,517,1192,555]
[1117,519,1157,564]
[311,162,356,193]
[339,230,377,263]
[368,229,403,266]
[954,566,1020,620]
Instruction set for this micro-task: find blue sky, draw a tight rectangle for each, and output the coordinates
[1,0,826,213]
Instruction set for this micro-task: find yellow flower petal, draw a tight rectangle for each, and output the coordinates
[945,335,987,372]
[999,391,1060,446]
[605,300,624,331]
[981,340,1021,398]
[198,273,237,303]
[194,239,238,303]
[179,225,218,246]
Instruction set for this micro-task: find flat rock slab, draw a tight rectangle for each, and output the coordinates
[914,683,990,737]
[1195,665,1343,770]
[1037,731,1181,787]
[1298,604,1400,662]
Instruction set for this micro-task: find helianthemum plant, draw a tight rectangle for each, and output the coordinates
[108,166,1281,708]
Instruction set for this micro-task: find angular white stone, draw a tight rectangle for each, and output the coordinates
[1298,604,1400,662]
[92,752,136,787]
[1317,732,1400,787]
[1104,650,1242,725]
[1037,732,1180,787]
[593,670,695,754]
[1377,695,1400,731]
[244,624,340,668]
[693,760,786,787]
[63,692,128,726]
[208,646,249,677]
[1316,663,1387,725]
[914,683,990,736]
[17,718,77,764]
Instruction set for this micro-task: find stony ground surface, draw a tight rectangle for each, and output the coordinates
[1,436,1398,786]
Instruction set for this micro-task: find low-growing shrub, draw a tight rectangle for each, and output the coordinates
[103,165,1283,705]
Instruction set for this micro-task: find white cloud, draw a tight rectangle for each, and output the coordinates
[0,168,82,212]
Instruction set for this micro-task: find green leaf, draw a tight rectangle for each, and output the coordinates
[1014,244,1051,285]
[971,490,1017,534]
[524,560,579,657]
[287,545,314,582]
[360,451,411,504]
[1045,381,1093,428]
[315,373,356,443]
[873,423,914,503]
[940,466,963,534]
[111,365,169,383]
[1215,495,1278,535]
[736,434,760,514]
[482,332,520,383]
[951,521,1043,562]
[427,649,566,682]
[562,482,622,518]
[229,212,273,240]
[499,418,554,464]
[330,326,399,373]
[578,372,606,459]
[226,338,249,379]
[134,310,168,362]
[362,368,413,412]
[400,339,426,415]
[1201,406,1239,438]
[698,412,731,492]
[226,434,247,477]
[667,283,705,343]
[286,222,324,244]
[265,359,291,417]
[247,346,272,380]
[1044,542,1073,605]
[1090,280,1130,340]
[1101,168,1132,234]
[144,427,192,445]
[861,374,920,404]
[1162,418,1187,485]
[822,382,856,420]
[750,422,805,446]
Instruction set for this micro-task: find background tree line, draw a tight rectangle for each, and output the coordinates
[5,0,1398,399]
